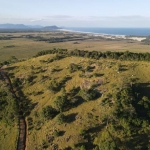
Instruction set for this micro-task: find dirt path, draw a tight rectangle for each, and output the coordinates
[0,68,27,150]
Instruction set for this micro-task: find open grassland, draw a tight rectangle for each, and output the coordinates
[5,53,150,149]
[0,31,150,62]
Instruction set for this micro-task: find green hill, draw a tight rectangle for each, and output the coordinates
[1,49,150,149]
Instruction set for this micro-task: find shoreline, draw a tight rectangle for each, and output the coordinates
[58,29,146,42]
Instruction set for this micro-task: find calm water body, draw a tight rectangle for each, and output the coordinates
[64,27,150,36]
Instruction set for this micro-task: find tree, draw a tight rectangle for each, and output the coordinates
[56,113,66,124]
[42,105,57,119]
[80,145,86,150]
[97,130,117,150]
[69,63,80,73]
[48,80,60,92]
[53,95,68,112]
[80,88,97,101]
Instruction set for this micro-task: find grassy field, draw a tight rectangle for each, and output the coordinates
[0,123,18,150]
[5,53,150,149]
[0,31,150,61]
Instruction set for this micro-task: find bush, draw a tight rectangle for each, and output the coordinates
[79,128,87,136]
[79,88,98,101]
[48,80,60,92]
[69,86,80,97]
[53,95,68,112]
[53,129,60,137]
[41,140,48,149]
[80,145,86,150]
[96,130,117,150]
[55,113,66,124]
[69,63,81,73]
[42,105,58,120]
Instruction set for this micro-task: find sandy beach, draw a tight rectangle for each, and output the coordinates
[58,29,146,42]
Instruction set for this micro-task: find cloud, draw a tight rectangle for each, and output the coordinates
[83,15,150,21]
[1,15,150,27]
[45,15,73,19]
[2,15,150,23]
[30,18,44,22]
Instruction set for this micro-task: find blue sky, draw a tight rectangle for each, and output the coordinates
[1,0,150,27]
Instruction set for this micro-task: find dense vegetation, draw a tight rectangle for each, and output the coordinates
[26,35,90,43]
[141,36,150,45]
[35,48,150,61]
[96,85,150,149]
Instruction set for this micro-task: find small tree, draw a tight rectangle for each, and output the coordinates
[53,129,60,137]
[53,95,68,112]
[48,80,60,92]
[42,105,57,120]
[56,113,66,124]
[97,130,117,150]
[80,145,86,150]
[41,140,48,149]
[79,88,97,101]
[69,63,80,73]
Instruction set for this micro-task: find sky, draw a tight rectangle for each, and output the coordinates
[1,0,150,27]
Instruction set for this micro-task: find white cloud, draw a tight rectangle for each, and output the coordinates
[1,15,150,27]
[30,18,44,22]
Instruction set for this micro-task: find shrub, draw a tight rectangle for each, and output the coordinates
[79,128,87,135]
[41,140,48,149]
[48,80,60,92]
[53,129,60,137]
[79,88,98,101]
[69,86,80,97]
[53,95,68,112]
[69,63,81,73]
[80,145,86,150]
[56,113,66,124]
[42,105,58,120]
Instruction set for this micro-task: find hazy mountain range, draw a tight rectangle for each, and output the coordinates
[0,24,60,31]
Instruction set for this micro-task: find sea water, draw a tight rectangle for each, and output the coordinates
[63,27,150,36]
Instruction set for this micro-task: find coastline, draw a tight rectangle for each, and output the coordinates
[58,29,146,42]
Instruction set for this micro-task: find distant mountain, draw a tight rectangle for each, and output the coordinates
[42,25,60,30]
[27,25,43,28]
[0,24,29,29]
[0,24,60,31]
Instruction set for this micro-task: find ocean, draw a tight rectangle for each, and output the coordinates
[63,27,150,36]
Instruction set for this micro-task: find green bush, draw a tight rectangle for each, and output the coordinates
[42,105,58,120]
[41,140,48,149]
[55,113,66,124]
[53,95,68,112]
[79,88,98,101]
[79,129,87,135]
[80,145,86,150]
[48,80,60,92]
[69,63,81,73]
[53,129,60,137]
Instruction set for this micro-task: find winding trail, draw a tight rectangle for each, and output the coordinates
[0,68,27,150]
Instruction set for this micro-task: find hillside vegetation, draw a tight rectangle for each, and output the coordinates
[0,73,18,150]
[1,48,150,149]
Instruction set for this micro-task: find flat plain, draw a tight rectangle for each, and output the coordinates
[0,31,150,62]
